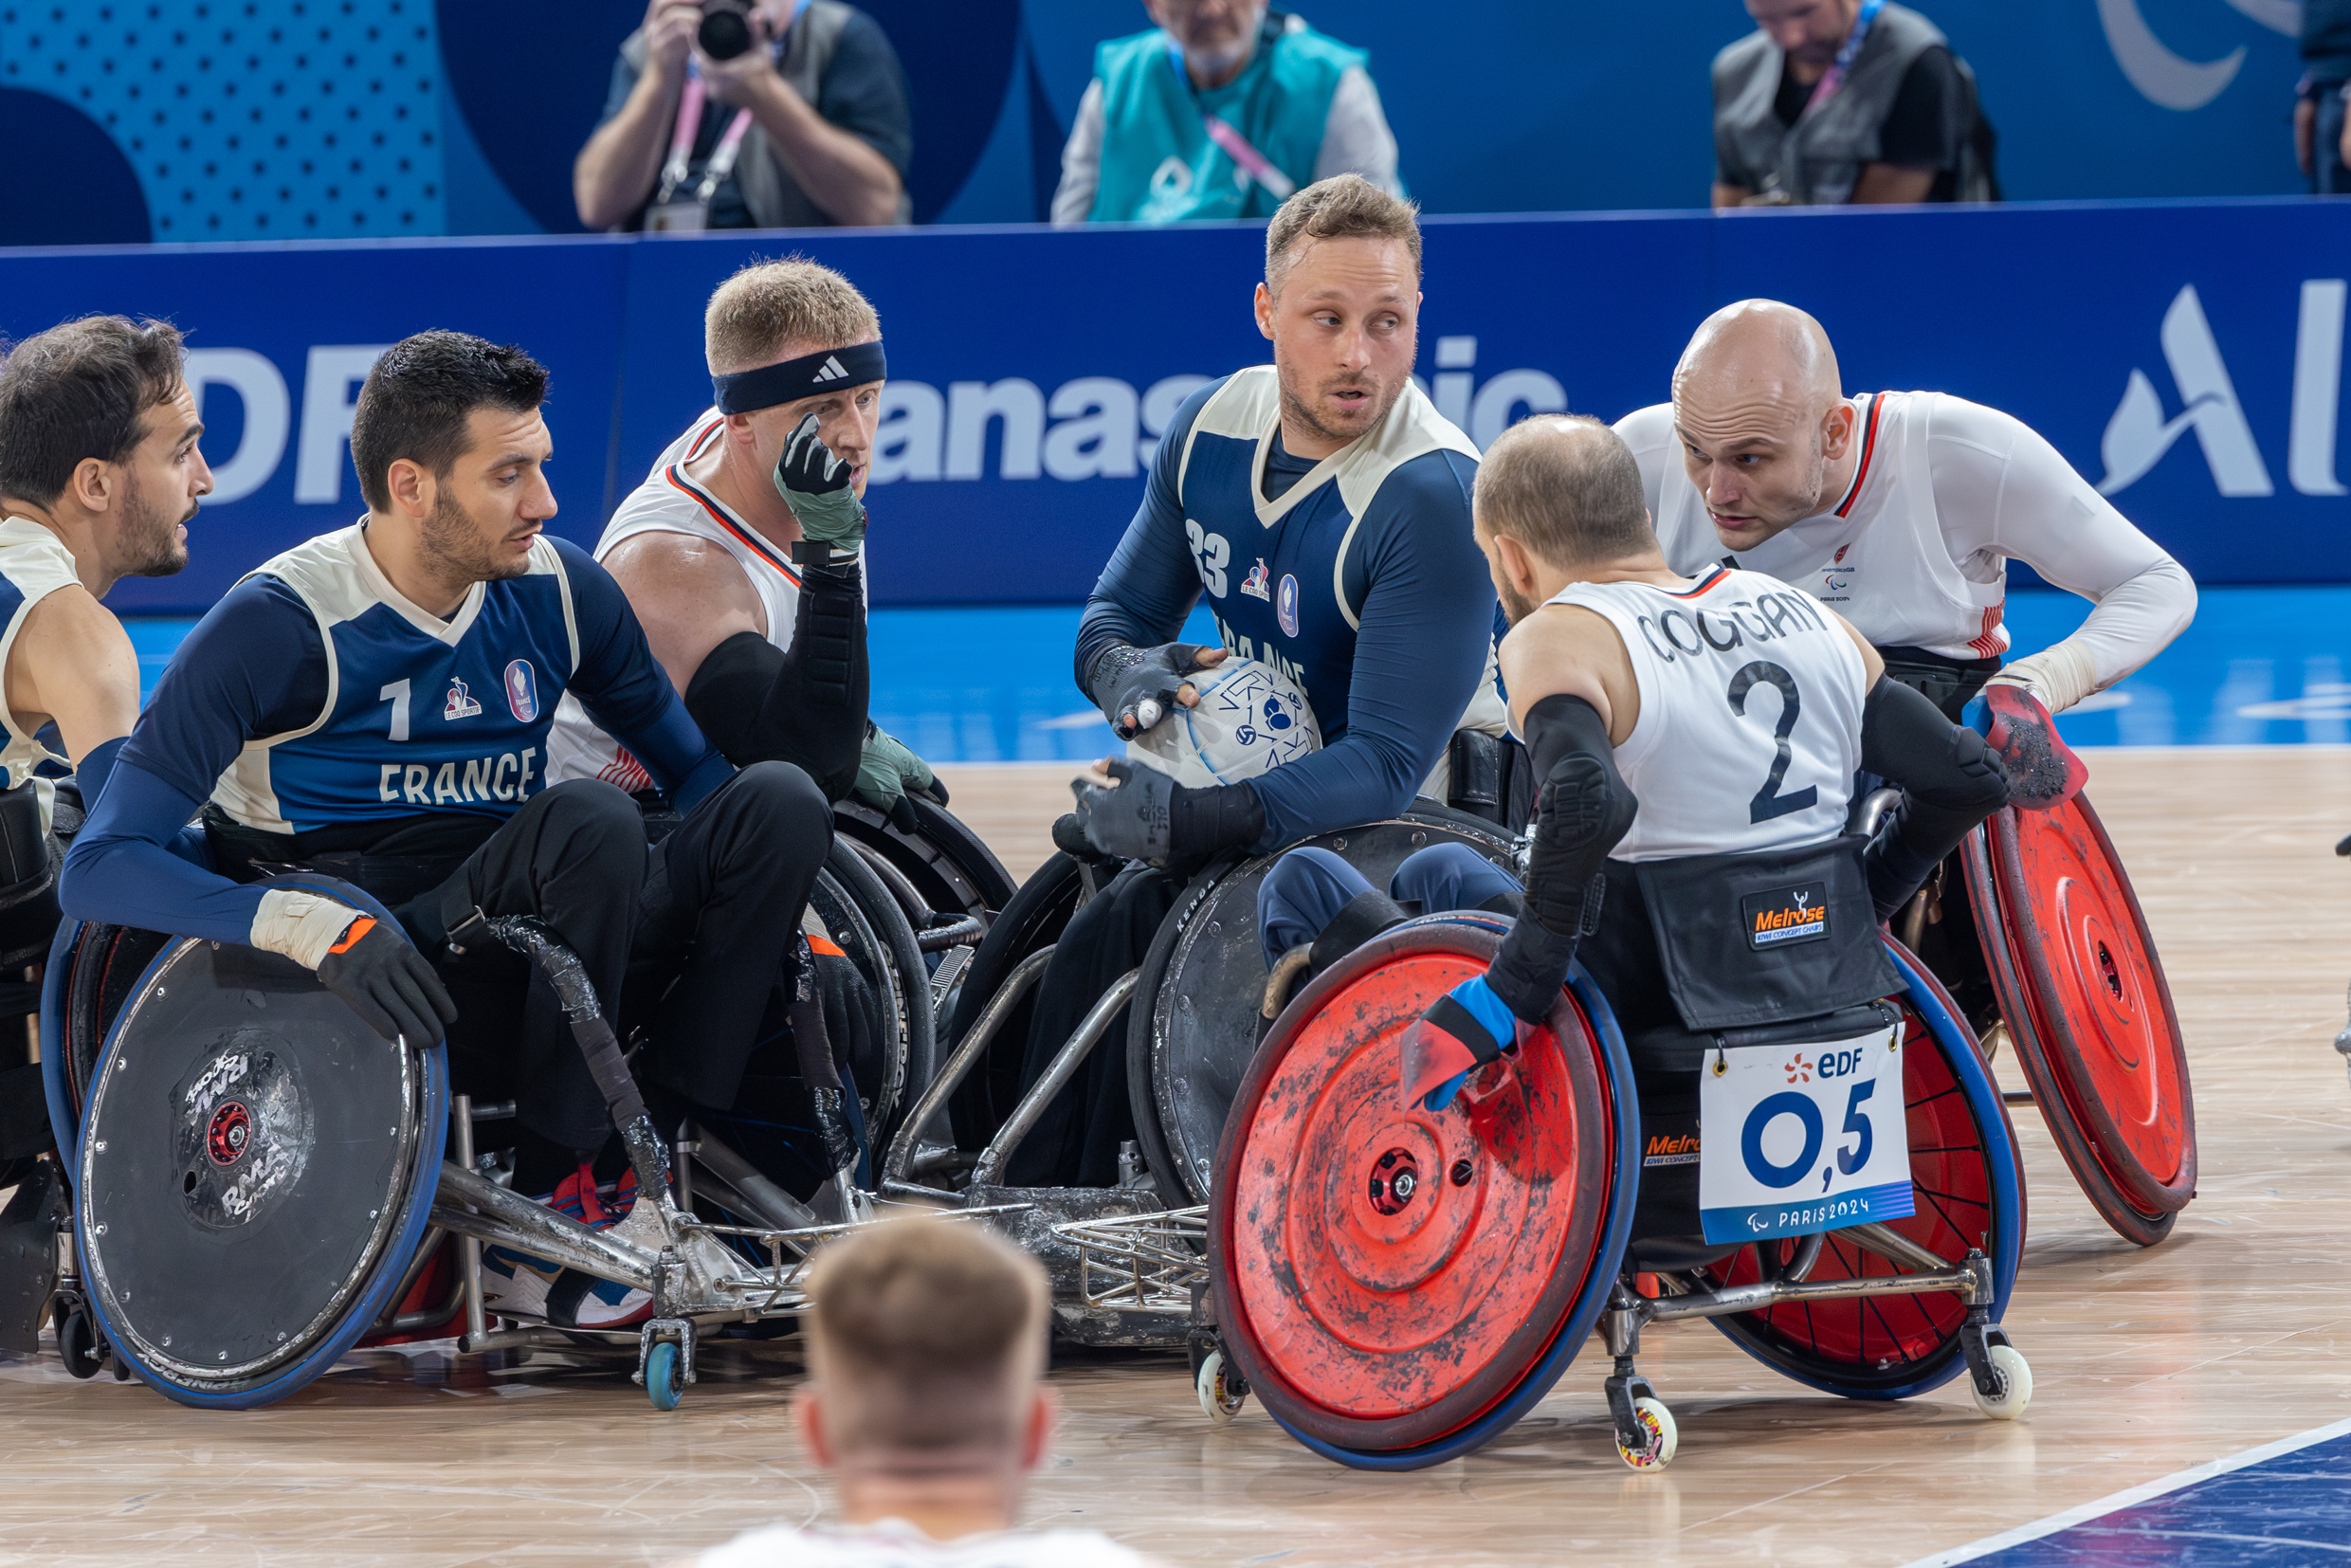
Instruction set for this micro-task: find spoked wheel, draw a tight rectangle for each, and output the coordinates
[1963,796,2192,1246]
[1133,807,1523,1204]
[1212,915,1639,1470]
[74,877,447,1410]
[1702,938,2025,1399]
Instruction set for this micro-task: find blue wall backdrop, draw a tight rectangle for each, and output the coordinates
[0,0,2318,246]
[0,195,2342,613]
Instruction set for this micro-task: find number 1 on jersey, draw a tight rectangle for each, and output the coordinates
[380,680,411,743]
[1726,662,1818,824]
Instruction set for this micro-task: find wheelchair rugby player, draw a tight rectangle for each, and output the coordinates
[1214,414,2027,1468]
[62,331,840,1330]
[979,173,1501,1192]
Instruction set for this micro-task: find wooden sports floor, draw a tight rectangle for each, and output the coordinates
[6,746,2349,1566]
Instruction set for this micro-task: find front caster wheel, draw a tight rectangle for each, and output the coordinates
[1615,1395,1678,1469]
[646,1340,683,1413]
[57,1309,101,1380]
[1196,1349,1247,1425]
[1970,1342,2032,1420]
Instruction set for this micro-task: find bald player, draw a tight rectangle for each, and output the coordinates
[1615,300,2196,804]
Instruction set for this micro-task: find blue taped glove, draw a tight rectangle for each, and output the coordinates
[1399,972,1522,1113]
[1962,684,2087,811]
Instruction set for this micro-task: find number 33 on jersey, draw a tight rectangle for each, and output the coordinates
[1699,1019,1913,1243]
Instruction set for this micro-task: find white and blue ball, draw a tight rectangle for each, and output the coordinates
[1127,656,1321,788]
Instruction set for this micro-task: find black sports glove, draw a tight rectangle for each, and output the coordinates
[773,413,866,554]
[1084,642,1221,739]
[316,916,459,1048]
[1069,758,1266,868]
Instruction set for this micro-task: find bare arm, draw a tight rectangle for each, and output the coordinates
[1497,604,1643,744]
[7,588,140,765]
[600,532,765,695]
[574,1,701,229]
[1850,163,1938,204]
[1829,606,1888,685]
[1712,180,1751,209]
[2297,95,2318,176]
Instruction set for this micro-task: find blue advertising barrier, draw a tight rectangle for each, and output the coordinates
[4,194,2344,614]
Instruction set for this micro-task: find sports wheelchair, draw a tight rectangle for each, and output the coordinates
[1897,792,2195,1247]
[1184,909,2031,1471]
[29,803,1006,1411]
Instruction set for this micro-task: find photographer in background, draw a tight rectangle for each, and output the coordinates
[575,0,913,231]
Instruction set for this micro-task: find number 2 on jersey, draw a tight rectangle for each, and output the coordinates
[1726,662,1818,824]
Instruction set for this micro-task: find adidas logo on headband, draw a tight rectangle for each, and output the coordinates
[711,340,888,413]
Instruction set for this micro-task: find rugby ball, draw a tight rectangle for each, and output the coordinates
[1127,656,1321,788]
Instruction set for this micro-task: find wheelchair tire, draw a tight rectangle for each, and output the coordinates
[807,840,934,1143]
[1212,915,1641,1469]
[833,797,1017,924]
[1699,937,2027,1401]
[1133,806,1522,1205]
[73,876,448,1410]
[1965,795,2194,1237]
[945,852,1086,1152]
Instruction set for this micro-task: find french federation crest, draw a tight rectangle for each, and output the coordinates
[1276,574,1301,638]
[1240,558,1271,602]
[504,660,539,722]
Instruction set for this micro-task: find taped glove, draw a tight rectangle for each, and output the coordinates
[1084,641,1225,739]
[854,723,937,833]
[1962,684,2086,811]
[1400,973,1528,1113]
[774,412,866,555]
[315,916,458,1048]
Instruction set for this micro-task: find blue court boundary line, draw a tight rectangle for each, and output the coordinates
[1902,1414,2351,1566]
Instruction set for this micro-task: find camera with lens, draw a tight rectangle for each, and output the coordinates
[697,0,758,61]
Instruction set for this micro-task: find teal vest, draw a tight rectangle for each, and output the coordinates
[1087,20,1367,224]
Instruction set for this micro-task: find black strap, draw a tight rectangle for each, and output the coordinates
[1307,888,1412,975]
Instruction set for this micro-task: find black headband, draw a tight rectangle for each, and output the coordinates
[711,339,887,414]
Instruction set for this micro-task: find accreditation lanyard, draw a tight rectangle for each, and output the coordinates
[653,0,811,208]
[1166,38,1296,200]
[1803,0,1887,115]
[655,75,753,208]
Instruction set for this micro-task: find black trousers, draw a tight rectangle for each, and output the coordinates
[1006,864,1181,1188]
[397,763,831,1151]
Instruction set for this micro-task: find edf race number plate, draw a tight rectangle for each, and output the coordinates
[1698,1023,1912,1243]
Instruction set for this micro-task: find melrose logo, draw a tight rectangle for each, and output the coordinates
[2099,281,2348,500]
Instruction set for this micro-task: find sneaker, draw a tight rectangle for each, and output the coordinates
[481,1164,654,1329]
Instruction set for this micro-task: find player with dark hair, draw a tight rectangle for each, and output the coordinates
[0,315,210,822]
[63,330,837,1327]
[0,313,213,1169]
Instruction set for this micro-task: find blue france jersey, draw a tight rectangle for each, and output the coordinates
[0,516,82,807]
[1076,368,1494,848]
[123,524,722,836]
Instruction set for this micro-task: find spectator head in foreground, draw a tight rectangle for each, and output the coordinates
[1050,0,1401,225]
[693,1217,1145,1565]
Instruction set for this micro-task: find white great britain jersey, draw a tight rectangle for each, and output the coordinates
[1616,392,2194,679]
[545,410,811,791]
[1539,566,1868,864]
